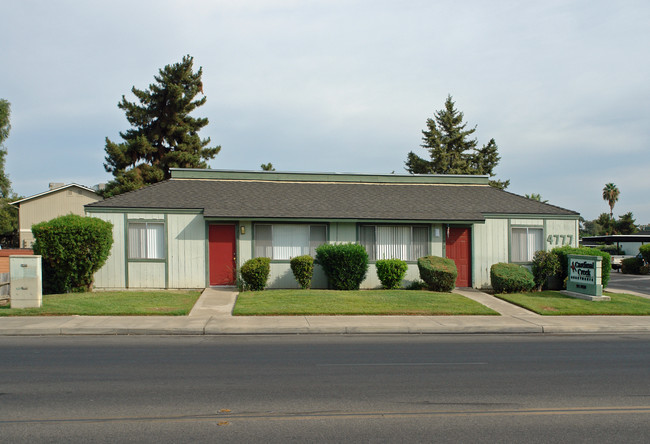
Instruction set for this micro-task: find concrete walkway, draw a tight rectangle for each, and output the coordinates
[1,287,650,335]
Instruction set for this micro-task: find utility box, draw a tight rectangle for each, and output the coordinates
[10,255,42,308]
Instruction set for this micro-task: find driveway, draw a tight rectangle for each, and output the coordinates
[608,272,650,297]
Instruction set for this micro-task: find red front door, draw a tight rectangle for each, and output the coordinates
[209,225,236,286]
[446,227,471,287]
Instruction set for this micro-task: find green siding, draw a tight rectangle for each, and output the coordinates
[90,212,126,289]
[167,213,206,288]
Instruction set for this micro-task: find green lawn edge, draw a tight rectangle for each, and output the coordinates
[233,289,499,316]
[0,290,201,316]
[494,291,650,316]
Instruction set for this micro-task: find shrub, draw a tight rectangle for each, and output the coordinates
[240,257,271,291]
[375,258,408,289]
[621,257,644,274]
[552,246,611,288]
[490,263,535,293]
[531,250,560,291]
[32,214,113,294]
[315,243,369,290]
[640,244,650,264]
[417,256,457,292]
[641,265,650,275]
[290,255,314,289]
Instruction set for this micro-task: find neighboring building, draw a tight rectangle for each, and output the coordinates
[11,183,102,248]
[582,234,650,256]
[85,169,580,290]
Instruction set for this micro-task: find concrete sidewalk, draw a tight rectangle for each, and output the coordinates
[1,287,650,336]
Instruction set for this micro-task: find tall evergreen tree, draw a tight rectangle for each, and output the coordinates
[103,55,220,197]
[615,212,637,235]
[405,95,509,189]
[0,99,12,198]
[0,99,19,244]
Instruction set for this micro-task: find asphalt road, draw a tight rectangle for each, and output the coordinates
[1,335,650,443]
[609,272,650,296]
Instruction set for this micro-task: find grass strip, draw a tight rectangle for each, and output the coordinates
[495,291,650,315]
[0,290,201,316]
[233,289,499,316]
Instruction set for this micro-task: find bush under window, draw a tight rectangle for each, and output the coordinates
[490,263,535,293]
[375,258,408,289]
[315,243,369,290]
[290,255,314,289]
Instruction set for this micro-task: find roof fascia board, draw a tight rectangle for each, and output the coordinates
[204,217,486,224]
[484,213,580,220]
[170,168,489,185]
[85,207,203,214]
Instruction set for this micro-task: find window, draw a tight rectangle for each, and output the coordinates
[360,225,429,261]
[511,227,543,262]
[128,222,164,259]
[254,224,327,259]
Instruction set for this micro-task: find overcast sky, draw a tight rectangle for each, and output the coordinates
[2,0,649,223]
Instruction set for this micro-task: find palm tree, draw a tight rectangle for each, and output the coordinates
[602,183,620,221]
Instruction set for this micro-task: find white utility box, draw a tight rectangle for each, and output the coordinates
[10,255,42,308]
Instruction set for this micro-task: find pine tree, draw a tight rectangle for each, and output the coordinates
[405,95,509,189]
[103,55,220,197]
[0,99,19,244]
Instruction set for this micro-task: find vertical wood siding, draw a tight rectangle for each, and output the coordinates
[91,213,125,288]
[167,214,206,288]
[473,219,509,288]
[128,262,165,288]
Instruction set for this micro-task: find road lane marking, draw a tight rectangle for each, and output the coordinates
[317,362,488,366]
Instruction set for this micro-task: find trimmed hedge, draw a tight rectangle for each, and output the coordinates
[552,246,611,288]
[640,244,650,264]
[417,256,457,292]
[375,258,408,289]
[531,250,560,291]
[290,255,314,289]
[32,214,113,294]
[240,257,271,291]
[315,243,369,290]
[490,263,535,293]
[622,257,644,274]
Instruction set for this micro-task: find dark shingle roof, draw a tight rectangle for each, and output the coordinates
[87,178,578,221]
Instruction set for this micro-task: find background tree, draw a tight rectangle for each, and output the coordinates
[596,212,615,235]
[525,193,548,203]
[103,55,220,197]
[602,183,620,221]
[0,99,19,246]
[614,212,638,235]
[261,163,275,171]
[405,95,509,189]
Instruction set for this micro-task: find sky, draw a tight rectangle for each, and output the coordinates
[2,0,649,223]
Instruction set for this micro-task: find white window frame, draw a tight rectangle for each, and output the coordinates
[254,223,327,260]
[359,225,430,262]
[128,221,165,260]
[510,226,543,263]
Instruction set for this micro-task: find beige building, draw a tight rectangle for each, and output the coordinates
[12,183,102,248]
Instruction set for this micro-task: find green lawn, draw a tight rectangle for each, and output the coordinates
[233,289,499,316]
[495,291,650,315]
[0,290,201,316]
